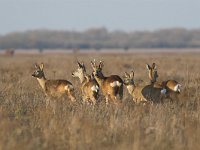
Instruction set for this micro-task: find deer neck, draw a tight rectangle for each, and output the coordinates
[94,76,106,87]
[150,80,163,88]
[126,84,136,95]
[78,74,86,84]
[37,76,47,90]
[149,80,155,85]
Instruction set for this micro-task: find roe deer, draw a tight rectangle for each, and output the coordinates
[91,60,123,105]
[146,63,181,93]
[72,61,99,105]
[32,63,76,108]
[124,71,166,104]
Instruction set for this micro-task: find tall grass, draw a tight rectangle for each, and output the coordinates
[0,52,199,150]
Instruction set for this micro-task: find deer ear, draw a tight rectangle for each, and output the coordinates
[77,61,82,68]
[35,63,39,69]
[91,61,98,71]
[146,64,151,70]
[152,63,157,70]
[40,63,44,71]
[124,72,130,78]
[130,71,134,78]
[81,62,86,72]
[91,61,95,68]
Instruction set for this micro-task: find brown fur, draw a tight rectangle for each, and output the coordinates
[165,80,179,91]
[72,62,99,105]
[44,80,74,97]
[146,63,181,102]
[124,71,165,103]
[146,63,181,93]
[91,60,123,105]
[32,63,76,105]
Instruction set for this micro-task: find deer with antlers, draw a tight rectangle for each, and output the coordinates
[32,63,76,108]
[91,60,123,105]
[72,61,99,105]
[124,71,166,104]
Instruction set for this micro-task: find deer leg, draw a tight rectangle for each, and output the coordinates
[174,93,180,104]
[105,95,109,106]
[82,96,88,105]
[132,98,137,103]
[110,95,120,106]
[46,97,50,108]
[90,96,96,106]
[170,92,180,103]
[49,99,57,114]
[66,88,76,102]
[92,91,99,102]
[119,85,123,101]
[52,101,56,114]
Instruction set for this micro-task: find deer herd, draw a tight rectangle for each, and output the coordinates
[32,60,181,110]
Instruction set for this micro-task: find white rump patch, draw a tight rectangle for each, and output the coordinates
[160,88,167,94]
[110,81,122,87]
[174,84,181,92]
[91,85,99,92]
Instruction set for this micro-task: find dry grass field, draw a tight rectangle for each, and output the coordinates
[0,51,199,150]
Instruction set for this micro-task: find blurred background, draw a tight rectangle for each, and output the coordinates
[0,0,200,52]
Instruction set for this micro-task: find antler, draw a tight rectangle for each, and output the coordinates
[99,60,104,68]
[77,61,82,68]
[91,59,96,70]
[81,61,86,72]
[146,63,151,70]
[130,71,134,78]
[40,63,44,70]
[124,72,130,78]
[35,63,40,69]
[152,63,157,70]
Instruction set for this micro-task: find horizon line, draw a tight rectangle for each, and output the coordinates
[1,26,200,36]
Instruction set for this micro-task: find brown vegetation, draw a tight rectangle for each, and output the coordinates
[0,51,199,150]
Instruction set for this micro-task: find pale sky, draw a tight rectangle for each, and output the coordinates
[0,0,199,34]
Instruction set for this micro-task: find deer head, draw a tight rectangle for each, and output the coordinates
[146,63,158,83]
[91,60,104,79]
[32,63,45,79]
[123,71,135,86]
[72,61,86,78]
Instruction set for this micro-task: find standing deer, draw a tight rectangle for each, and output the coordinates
[72,61,99,105]
[91,60,123,105]
[146,63,181,93]
[32,63,76,110]
[124,71,166,104]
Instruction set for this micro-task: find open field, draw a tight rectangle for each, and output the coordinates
[0,51,200,150]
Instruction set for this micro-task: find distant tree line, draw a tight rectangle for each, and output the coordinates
[0,28,200,50]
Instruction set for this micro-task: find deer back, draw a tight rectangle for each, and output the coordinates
[141,84,165,103]
[44,80,73,97]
